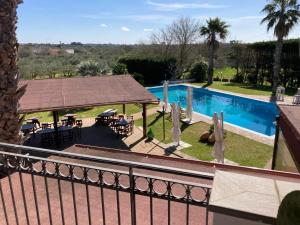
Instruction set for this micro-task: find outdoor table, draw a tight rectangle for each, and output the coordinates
[97,110,118,125]
[27,117,40,128]
[64,114,76,118]
[64,114,76,126]
[116,120,130,135]
[21,124,35,134]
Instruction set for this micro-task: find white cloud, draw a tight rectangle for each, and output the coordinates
[144,28,153,32]
[121,26,130,32]
[100,23,107,27]
[146,0,229,11]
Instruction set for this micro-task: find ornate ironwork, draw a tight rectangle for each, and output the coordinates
[0,142,213,225]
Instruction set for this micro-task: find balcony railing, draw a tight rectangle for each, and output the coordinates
[0,142,214,225]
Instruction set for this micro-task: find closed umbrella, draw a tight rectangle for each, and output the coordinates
[186,86,193,122]
[220,111,224,132]
[171,103,181,146]
[163,80,169,112]
[212,112,225,163]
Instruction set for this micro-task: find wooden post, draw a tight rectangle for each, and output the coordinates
[271,116,280,170]
[123,104,126,114]
[142,103,147,137]
[52,111,59,148]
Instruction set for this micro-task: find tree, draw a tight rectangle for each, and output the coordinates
[228,40,244,74]
[77,61,101,76]
[0,0,26,144]
[151,17,200,78]
[261,0,300,95]
[200,18,230,84]
[112,63,127,75]
[189,61,208,82]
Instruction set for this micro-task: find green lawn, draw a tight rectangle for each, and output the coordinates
[193,82,296,96]
[214,67,237,80]
[136,113,273,168]
[23,104,156,123]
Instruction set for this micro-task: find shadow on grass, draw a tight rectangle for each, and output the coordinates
[180,123,189,133]
[148,112,165,126]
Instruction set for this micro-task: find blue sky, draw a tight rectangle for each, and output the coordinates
[17,0,300,44]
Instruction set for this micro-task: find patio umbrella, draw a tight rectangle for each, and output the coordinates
[212,112,225,163]
[171,103,181,146]
[186,86,193,122]
[220,111,224,132]
[163,80,169,112]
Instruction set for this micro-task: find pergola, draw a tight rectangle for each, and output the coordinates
[18,75,158,145]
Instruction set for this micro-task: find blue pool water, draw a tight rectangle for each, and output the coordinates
[148,85,279,136]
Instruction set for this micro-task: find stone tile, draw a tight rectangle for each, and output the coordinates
[210,170,300,220]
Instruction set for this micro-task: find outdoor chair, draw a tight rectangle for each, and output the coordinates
[41,123,52,130]
[126,115,133,121]
[61,119,68,126]
[117,124,128,136]
[293,95,300,105]
[76,119,83,128]
[276,86,285,101]
[118,114,125,120]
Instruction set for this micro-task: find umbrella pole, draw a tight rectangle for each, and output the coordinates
[52,111,59,148]
[163,106,166,141]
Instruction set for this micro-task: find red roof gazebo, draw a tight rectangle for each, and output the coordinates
[18,75,159,145]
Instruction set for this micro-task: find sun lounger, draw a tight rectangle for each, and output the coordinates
[292,95,300,105]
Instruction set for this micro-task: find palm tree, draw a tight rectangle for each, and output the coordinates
[261,0,300,95]
[0,0,26,144]
[200,18,229,84]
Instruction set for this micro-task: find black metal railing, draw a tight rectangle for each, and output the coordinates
[0,142,213,225]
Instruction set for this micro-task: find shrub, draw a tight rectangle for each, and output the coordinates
[112,63,127,75]
[189,61,208,82]
[119,56,177,85]
[147,128,155,141]
[231,73,244,83]
[77,61,101,76]
[277,191,300,225]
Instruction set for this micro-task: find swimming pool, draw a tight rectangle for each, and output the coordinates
[148,85,278,136]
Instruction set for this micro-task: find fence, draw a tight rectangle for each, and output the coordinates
[0,142,214,225]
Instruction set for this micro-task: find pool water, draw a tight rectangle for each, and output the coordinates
[148,85,278,136]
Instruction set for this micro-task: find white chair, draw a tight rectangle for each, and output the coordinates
[276,86,285,101]
[293,95,300,105]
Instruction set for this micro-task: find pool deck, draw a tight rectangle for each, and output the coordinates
[183,83,295,105]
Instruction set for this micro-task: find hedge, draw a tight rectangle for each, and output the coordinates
[118,56,177,85]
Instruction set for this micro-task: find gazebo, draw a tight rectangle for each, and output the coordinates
[19,75,158,145]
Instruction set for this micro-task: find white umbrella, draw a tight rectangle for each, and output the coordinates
[220,111,224,133]
[212,112,225,164]
[186,86,193,122]
[171,103,181,146]
[163,80,169,112]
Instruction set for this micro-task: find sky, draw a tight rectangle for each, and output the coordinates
[17,0,300,44]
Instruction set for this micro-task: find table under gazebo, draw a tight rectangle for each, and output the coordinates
[18,75,158,147]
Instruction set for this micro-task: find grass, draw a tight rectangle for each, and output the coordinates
[193,81,296,96]
[136,113,273,168]
[23,104,156,123]
[214,67,237,80]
